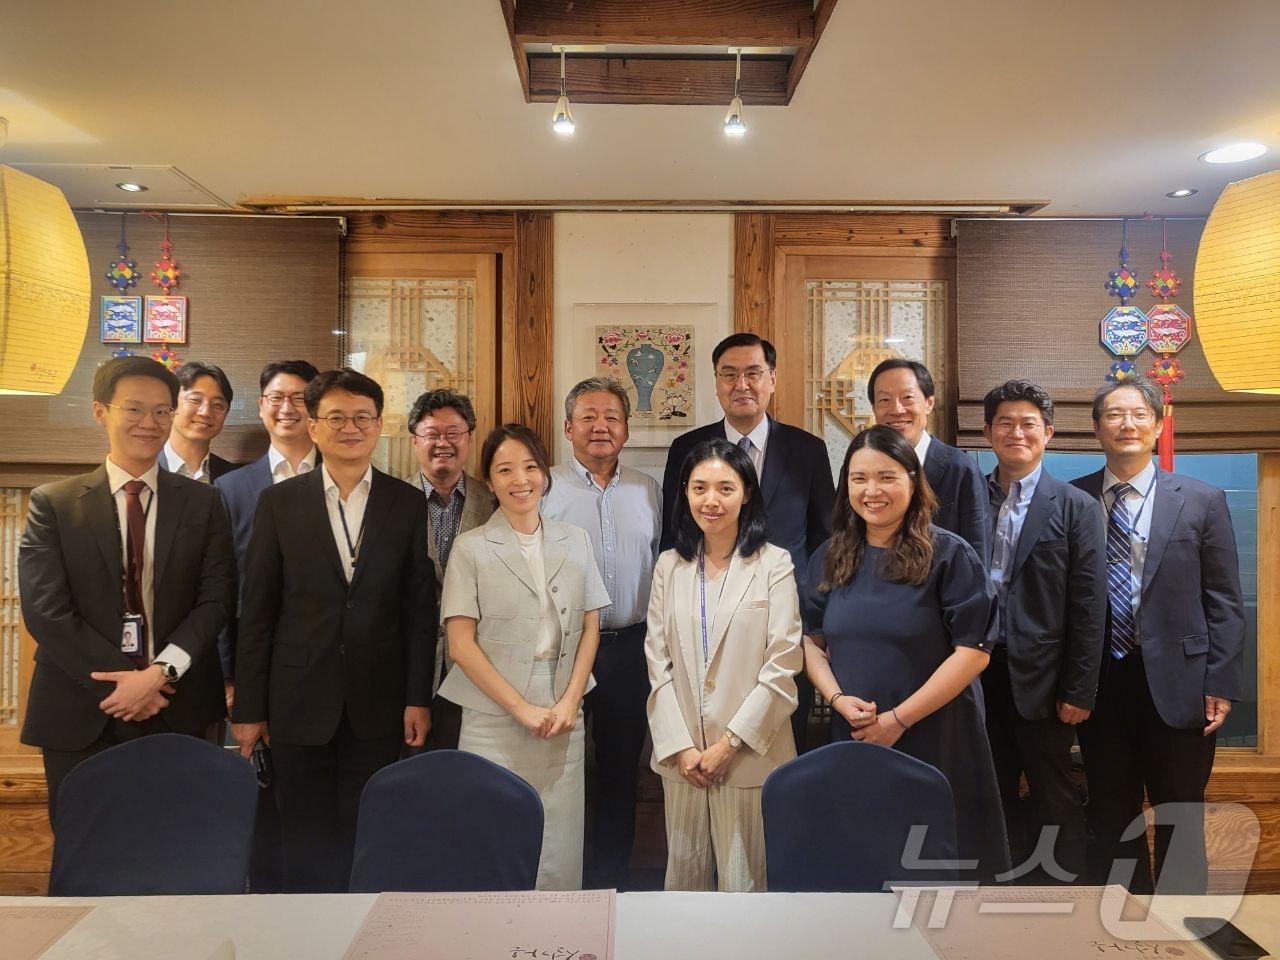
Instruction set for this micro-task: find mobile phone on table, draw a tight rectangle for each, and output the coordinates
[1184,917,1269,960]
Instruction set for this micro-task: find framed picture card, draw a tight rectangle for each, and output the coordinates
[100,296,143,343]
[144,295,188,343]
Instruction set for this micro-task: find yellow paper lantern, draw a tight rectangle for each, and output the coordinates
[1194,170,1280,394]
[0,165,91,395]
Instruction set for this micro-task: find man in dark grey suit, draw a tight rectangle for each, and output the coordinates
[1072,376,1244,894]
[979,380,1106,883]
[19,357,235,822]
[870,358,990,563]
[661,333,834,751]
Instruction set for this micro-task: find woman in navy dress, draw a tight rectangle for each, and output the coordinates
[802,425,1010,879]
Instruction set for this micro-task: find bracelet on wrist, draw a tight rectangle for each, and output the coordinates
[830,692,846,708]
[891,707,912,730]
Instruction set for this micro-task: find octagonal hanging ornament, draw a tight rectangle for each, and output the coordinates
[105,213,139,292]
[1104,219,1140,304]
[1146,303,1193,354]
[151,215,181,292]
[1100,306,1149,356]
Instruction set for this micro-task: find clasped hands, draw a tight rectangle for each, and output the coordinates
[675,735,738,789]
[90,665,174,722]
[514,695,580,739]
[836,694,907,748]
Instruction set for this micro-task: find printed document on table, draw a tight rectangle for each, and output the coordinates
[343,889,615,960]
[0,905,94,960]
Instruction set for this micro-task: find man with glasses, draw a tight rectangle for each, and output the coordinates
[1071,377,1244,894]
[232,368,436,893]
[544,377,660,889]
[661,332,834,752]
[19,357,235,823]
[979,380,1106,884]
[407,388,495,750]
[160,361,238,483]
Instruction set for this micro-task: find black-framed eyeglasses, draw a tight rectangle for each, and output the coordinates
[316,412,379,431]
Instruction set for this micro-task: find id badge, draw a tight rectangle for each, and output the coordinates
[121,614,144,656]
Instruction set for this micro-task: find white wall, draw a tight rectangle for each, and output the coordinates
[552,212,734,480]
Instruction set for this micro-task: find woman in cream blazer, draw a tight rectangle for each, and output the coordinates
[645,438,802,892]
[439,424,609,890]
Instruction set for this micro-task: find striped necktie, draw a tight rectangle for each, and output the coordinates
[1106,481,1138,659]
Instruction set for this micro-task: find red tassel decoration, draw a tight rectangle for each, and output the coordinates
[1158,401,1175,472]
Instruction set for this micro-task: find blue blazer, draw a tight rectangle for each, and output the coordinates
[213,453,274,678]
[1071,467,1245,729]
[923,437,991,564]
[660,416,835,590]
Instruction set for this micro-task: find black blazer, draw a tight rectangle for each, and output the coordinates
[1071,467,1245,730]
[997,469,1107,721]
[19,466,236,751]
[660,417,835,588]
[231,468,437,745]
[158,451,239,482]
[923,437,991,564]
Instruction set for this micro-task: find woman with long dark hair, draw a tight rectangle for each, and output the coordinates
[645,438,802,891]
[803,425,1010,878]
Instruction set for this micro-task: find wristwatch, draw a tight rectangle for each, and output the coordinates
[154,660,179,684]
[725,730,743,751]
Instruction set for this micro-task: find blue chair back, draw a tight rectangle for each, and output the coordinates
[50,733,257,895]
[762,741,959,891]
[349,749,543,892]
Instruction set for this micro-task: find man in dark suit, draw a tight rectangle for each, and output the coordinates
[19,357,235,823]
[1072,376,1244,894]
[231,368,436,893]
[979,380,1106,883]
[159,361,239,483]
[661,332,834,751]
[869,358,990,563]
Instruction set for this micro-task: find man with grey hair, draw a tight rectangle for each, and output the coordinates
[408,388,495,750]
[544,376,661,889]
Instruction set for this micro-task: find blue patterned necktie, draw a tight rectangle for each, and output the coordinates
[1106,481,1138,659]
[737,436,753,453]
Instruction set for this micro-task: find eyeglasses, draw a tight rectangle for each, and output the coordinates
[316,412,379,432]
[716,366,769,385]
[262,392,307,408]
[1100,408,1156,426]
[105,402,174,423]
[413,427,471,444]
[181,394,230,416]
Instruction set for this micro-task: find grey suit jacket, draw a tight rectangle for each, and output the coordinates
[437,511,610,716]
[1071,467,1245,729]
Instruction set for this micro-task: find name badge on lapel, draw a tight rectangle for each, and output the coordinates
[121,614,145,656]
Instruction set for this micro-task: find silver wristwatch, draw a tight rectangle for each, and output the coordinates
[725,730,743,751]
[154,660,179,684]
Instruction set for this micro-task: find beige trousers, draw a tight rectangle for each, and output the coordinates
[661,777,767,892]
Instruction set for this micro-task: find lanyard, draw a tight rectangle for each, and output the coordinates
[698,548,709,662]
[337,498,366,570]
[1112,471,1158,542]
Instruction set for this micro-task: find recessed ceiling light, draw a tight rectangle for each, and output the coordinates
[1199,142,1267,164]
[115,182,148,192]
[1165,188,1198,199]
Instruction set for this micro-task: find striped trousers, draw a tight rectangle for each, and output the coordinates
[661,777,767,891]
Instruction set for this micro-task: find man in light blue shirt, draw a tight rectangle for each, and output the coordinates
[543,376,661,890]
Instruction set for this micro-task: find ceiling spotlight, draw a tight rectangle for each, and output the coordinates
[552,48,575,135]
[115,182,148,192]
[1200,142,1267,164]
[724,48,747,137]
[1165,188,1198,199]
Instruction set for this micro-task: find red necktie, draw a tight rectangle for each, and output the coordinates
[123,480,150,666]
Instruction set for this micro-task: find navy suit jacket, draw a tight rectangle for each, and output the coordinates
[158,451,239,483]
[923,436,991,564]
[1071,467,1245,729]
[213,453,275,678]
[660,416,835,589]
[997,469,1107,721]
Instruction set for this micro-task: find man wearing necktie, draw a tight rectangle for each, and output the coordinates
[19,357,236,823]
[661,333,834,752]
[1071,377,1244,894]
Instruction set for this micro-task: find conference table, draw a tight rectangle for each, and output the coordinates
[5,890,1278,959]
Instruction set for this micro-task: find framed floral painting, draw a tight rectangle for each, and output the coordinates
[595,325,695,426]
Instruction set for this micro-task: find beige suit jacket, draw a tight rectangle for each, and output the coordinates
[645,542,803,788]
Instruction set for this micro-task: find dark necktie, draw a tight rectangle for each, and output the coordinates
[1106,481,1137,659]
[123,479,150,666]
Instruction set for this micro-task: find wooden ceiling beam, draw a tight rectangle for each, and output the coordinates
[786,0,837,99]
[527,54,789,105]
[512,0,815,48]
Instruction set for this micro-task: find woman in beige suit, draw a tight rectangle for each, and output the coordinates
[646,438,803,891]
[439,424,610,890]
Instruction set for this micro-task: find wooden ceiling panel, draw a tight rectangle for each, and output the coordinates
[501,0,837,105]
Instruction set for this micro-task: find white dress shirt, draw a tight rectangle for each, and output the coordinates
[914,430,933,466]
[268,444,317,484]
[1102,460,1157,632]
[103,458,192,676]
[724,416,770,478]
[162,440,211,483]
[321,463,373,583]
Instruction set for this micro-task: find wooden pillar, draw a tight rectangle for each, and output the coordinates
[733,213,776,342]
[1259,452,1280,755]
[504,212,555,451]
